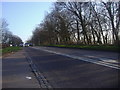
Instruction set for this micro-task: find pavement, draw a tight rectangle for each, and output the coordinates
[2,50,40,88]
[24,46,119,88]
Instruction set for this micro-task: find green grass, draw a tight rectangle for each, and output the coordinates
[47,45,119,52]
[0,49,2,53]
[2,46,22,55]
[0,49,2,56]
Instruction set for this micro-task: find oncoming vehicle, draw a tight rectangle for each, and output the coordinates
[19,43,24,47]
[25,43,29,47]
[29,43,33,46]
[24,43,33,47]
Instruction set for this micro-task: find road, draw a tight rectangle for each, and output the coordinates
[0,56,2,89]
[24,46,119,88]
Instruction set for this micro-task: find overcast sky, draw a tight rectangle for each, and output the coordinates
[2,2,53,42]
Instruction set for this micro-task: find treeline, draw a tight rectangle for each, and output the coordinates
[0,19,23,48]
[27,1,120,46]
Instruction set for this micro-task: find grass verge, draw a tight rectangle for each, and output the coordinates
[46,45,119,52]
[0,49,2,57]
[2,46,22,55]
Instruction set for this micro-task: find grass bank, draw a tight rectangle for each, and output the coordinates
[46,45,119,52]
[0,49,2,57]
[2,46,22,55]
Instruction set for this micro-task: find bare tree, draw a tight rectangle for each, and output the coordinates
[102,2,120,45]
[29,1,119,46]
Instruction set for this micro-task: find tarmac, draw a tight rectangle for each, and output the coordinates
[2,50,40,88]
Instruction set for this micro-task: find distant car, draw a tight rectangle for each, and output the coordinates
[29,43,33,46]
[19,43,23,47]
[25,43,29,47]
[24,43,33,47]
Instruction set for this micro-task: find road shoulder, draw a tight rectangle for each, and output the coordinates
[2,50,40,88]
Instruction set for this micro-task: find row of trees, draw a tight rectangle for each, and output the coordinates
[28,1,120,45]
[0,19,23,47]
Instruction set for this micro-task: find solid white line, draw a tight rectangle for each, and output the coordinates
[32,47,120,70]
[84,55,119,63]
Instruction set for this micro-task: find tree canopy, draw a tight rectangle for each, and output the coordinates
[0,18,23,46]
[27,1,120,46]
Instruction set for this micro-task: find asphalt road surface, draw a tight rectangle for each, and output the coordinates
[24,46,119,88]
